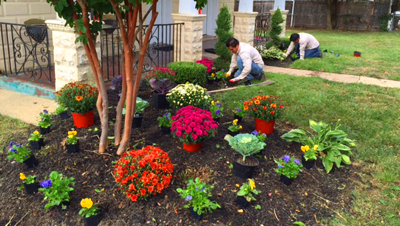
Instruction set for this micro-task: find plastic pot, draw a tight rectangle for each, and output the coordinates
[280,175,293,186]
[233,114,243,123]
[183,142,202,152]
[39,126,50,135]
[24,182,39,194]
[23,155,39,168]
[71,111,94,128]
[254,118,275,135]
[227,130,239,136]
[84,213,102,226]
[152,93,170,109]
[233,154,259,179]
[302,156,316,169]
[132,114,143,128]
[66,140,79,153]
[161,126,171,134]
[236,196,250,208]
[29,138,43,151]
[59,111,70,119]
[190,208,203,221]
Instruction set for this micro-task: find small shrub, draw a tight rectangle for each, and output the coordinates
[270,9,284,47]
[167,62,207,86]
[213,57,231,71]
[215,5,233,70]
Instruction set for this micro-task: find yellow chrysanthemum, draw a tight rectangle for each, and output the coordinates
[33,130,40,135]
[20,173,27,180]
[233,119,238,125]
[80,198,94,209]
[301,145,310,153]
[248,179,256,190]
[313,145,319,151]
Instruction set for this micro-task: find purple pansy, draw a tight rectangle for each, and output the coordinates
[164,113,170,120]
[222,69,225,72]
[252,130,259,135]
[216,102,222,107]
[9,148,16,153]
[278,165,284,168]
[40,180,52,188]
[43,110,48,114]
[9,141,14,148]
[294,159,301,165]
[236,108,242,112]
[185,195,193,201]
[215,109,221,115]
[283,155,291,163]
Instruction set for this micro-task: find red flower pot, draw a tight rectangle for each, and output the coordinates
[71,111,94,128]
[254,118,275,135]
[183,142,202,152]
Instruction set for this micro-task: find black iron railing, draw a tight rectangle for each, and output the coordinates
[0,22,53,82]
[254,13,270,46]
[100,22,183,81]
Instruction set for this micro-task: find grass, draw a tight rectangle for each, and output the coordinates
[214,73,400,225]
[285,29,400,81]
[0,114,29,154]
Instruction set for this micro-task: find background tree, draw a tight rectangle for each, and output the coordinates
[269,8,284,47]
[326,0,339,30]
[214,5,233,71]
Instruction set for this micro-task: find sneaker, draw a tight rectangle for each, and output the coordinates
[244,80,251,86]
[258,72,265,81]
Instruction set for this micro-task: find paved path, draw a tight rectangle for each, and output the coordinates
[264,66,400,88]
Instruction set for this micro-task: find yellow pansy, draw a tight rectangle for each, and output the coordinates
[211,101,215,106]
[239,126,243,130]
[301,145,310,153]
[211,73,215,77]
[80,198,94,209]
[225,73,230,78]
[68,135,74,139]
[33,131,40,135]
[310,120,317,127]
[20,173,27,180]
[233,119,238,125]
[68,131,77,136]
[313,145,319,151]
[248,179,256,190]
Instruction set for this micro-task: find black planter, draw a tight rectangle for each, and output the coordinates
[233,114,243,123]
[152,93,170,109]
[57,201,70,210]
[207,77,215,84]
[24,182,39,194]
[236,196,250,208]
[59,111,70,119]
[29,138,43,151]
[227,130,239,136]
[354,51,361,57]
[280,175,293,186]
[132,114,143,128]
[302,156,316,169]
[190,208,203,221]
[161,126,171,134]
[23,155,39,168]
[66,140,79,153]
[39,126,50,135]
[213,117,220,123]
[233,154,259,179]
[84,214,102,226]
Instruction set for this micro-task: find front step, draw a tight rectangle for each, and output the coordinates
[0,76,55,100]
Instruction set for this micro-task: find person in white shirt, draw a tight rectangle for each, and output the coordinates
[285,33,322,60]
[225,38,265,84]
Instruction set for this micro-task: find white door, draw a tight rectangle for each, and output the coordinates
[202,0,219,36]
[148,0,172,44]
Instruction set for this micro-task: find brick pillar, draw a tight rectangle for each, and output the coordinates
[45,19,99,91]
[233,12,257,46]
[270,10,289,38]
[171,14,206,62]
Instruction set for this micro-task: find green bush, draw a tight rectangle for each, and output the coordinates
[215,5,233,71]
[167,62,207,86]
[281,38,291,50]
[270,9,284,47]
[213,57,230,71]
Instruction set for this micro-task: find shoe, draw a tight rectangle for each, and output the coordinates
[323,49,328,52]
[258,72,265,81]
[244,80,251,86]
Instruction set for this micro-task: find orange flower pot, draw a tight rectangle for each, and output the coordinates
[71,111,94,128]
[254,118,275,135]
[183,142,202,152]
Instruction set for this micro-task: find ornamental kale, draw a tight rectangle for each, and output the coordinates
[122,97,149,115]
[149,78,174,94]
[7,142,32,163]
[274,155,303,179]
[39,171,75,210]
[225,133,266,161]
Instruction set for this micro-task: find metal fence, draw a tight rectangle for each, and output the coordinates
[0,22,53,82]
[254,13,271,46]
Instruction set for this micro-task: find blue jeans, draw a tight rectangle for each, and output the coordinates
[234,56,263,80]
[295,44,322,59]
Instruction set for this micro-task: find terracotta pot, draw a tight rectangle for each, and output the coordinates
[71,111,94,128]
[183,142,202,152]
[254,118,275,135]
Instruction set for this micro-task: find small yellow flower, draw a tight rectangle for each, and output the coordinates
[313,145,319,151]
[20,173,27,180]
[68,135,74,139]
[283,50,287,53]
[80,198,94,209]
[301,145,310,153]
[211,101,215,106]
[239,126,243,130]
[248,179,256,190]
[185,81,189,84]
[233,119,238,125]
[225,73,230,78]
[211,73,215,77]
[235,184,240,188]
[33,130,40,135]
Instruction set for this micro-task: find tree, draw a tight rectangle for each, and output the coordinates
[326,0,338,30]
[214,5,232,71]
[269,8,284,47]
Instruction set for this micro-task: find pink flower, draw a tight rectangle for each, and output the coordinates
[196,130,203,136]
[176,131,182,137]
[186,127,192,133]
[192,133,198,140]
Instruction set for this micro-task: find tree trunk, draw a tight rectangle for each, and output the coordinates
[326,0,333,30]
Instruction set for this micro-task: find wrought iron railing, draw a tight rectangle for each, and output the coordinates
[254,13,270,46]
[0,22,53,82]
[100,22,183,81]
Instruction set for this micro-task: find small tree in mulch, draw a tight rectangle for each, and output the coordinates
[269,8,284,47]
[214,5,233,71]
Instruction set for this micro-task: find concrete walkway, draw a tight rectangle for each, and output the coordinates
[264,66,400,88]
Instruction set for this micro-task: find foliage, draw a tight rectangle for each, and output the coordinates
[301,144,318,161]
[66,130,78,145]
[274,155,303,179]
[54,105,67,115]
[149,78,174,94]
[281,119,355,173]
[225,133,266,161]
[209,101,224,119]
[257,45,286,61]
[207,72,217,80]
[228,119,243,132]
[145,68,176,80]
[7,142,32,163]
[251,130,267,143]
[176,177,221,216]
[215,5,233,70]
[270,8,284,47]
[110,75,122,92]
[281,37,291,50]
[38,171,75,210]
[123,97,149,115]
[196,58,214,73]
[243,95,285,121]
[215,69,230,80]
[166,83,211,110]
[167,62,207,86]
[237,179,261,202]
[79,198,100,218]
[113,146,174,202]
[157,112,172,128]
[28,130,43,142]
[233,102,246,118]
[38,110,52,129]
[378,14,393,32]
[55,82,98,114]
[171,106,219,144]
[20,173,36,185]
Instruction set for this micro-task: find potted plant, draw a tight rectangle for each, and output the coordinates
[149,78,174,109]
[20,173,39,195]
[215,69,229,81]
[39,171,75,210]
[38,109,52,134]
[206,72,216,84]
[79,198,101,226]
[66,130,79,153]
[196,58,214,74]
[236,179,261,208]
[114,146,174,202]
[274,155,303,186]
[233,102,246,123]
[227,119,243,136]
[224,133,266,179]
[300,145,318,169]
[177,177,221,221]
[166,83,211,110]
[28,130,44,151]
[7,142,38,168]
[110,75,122,94]
[209,100,223,122]
[243,95,285,135]
[123,97,149,128]
[171,106,219,152]
[54,105,70,120]
[55,82,98,128]
[157,112,172,134]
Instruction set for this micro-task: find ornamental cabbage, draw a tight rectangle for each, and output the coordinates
[225,133,266,161]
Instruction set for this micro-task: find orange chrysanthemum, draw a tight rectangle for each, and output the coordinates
[271,103,277,108]
[254,100,261,105]
[244,106,249,111]
[75,96,83,102]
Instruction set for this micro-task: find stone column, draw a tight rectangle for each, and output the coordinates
[45,19,99,91]
[270,10,289,38]
[171,14,206,62]
[233,12,258,46]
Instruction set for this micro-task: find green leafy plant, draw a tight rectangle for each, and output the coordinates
[157,112,172,128]
[209,100,224,119]
[270,8,284,47]
[20,173,36,185]
[225,133,266,161]
[122,97,149,115]
[38,110,52,128]
[233,102,246,118]
[301,144,318,161]
[39,171,75,210]
[177,177,221,216]
[258,46,286,61]
[274,155,303,179]
[228,119,243,132]
[28,130,43,142]
[166,83,211,110]
[54,105,67,115]
[79,198,100,218]
[66,130,78,145]
[7,142,32,163]
[281,119,356,173]
[215,69,229,80]
[251,130,267,143]
[167,62,207,86]
[55,82,98,114]
[237,179,261,202]
[215,5,233,71]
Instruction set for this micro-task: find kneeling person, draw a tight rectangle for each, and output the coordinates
[286,33,322,60]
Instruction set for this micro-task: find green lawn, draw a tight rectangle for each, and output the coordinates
[214,73,400,225]
[286,29,400,81]
[0,115,29,154]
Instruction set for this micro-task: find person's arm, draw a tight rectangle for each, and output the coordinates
[227,54,237,75]
[286,42,295,57]
[231,52,251,81]
[299,42,306,60]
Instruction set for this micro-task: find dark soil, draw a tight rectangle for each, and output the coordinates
[0,86,358,226]
[263,57,293,68]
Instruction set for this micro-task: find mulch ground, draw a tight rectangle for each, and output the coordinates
[263,57,293,68]
[0,85,358,226]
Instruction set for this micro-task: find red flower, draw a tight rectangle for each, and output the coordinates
[131,194,138,202]
[271,111,275,115]
[141,189,146,196]
[148,186,154,193]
